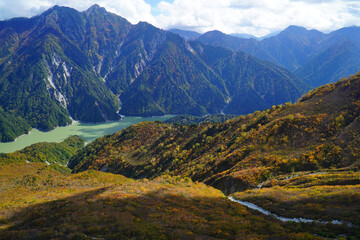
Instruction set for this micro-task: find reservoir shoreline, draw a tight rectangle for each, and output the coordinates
[0,115,173,153]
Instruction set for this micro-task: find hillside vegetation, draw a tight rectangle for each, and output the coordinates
[164,114,237,125]
[0,136,84,167]
[69,71,360,194]
[0,108,31,142]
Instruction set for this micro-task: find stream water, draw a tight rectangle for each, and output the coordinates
[228,196,352,227]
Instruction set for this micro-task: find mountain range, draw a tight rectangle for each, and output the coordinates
[0,4,308,141]
[185,26,360,88]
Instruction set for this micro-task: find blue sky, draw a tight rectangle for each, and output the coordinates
[146,0,170,8]
[145,0,172,15]
[0,0,360,37]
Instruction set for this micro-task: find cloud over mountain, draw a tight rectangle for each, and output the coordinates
[0,0,360,36]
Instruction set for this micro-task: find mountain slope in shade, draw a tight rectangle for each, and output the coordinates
[260,26,326,71]
[69,72,360,197]
[196,26,327,71]
[294,27,360,87]
[191,43,309,114]
[118,31,228,116]
[118,35,307,117]
[196,30,280,65]
[317,26,360,51]
[0,108,31,142]
[295,41,360,88]
[103,22,229,117]
[196,25,360,88]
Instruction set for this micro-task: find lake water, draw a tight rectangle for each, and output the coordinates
[0,116,173,153]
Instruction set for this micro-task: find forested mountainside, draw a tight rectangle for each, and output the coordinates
[0,5,125,129]
[295,40,360,88]
[0,107,31,142]
[0,135,84,167]
[189,43,308,114]
[0,5,307,141]
[69,71,360,194]
[195,26,360,88]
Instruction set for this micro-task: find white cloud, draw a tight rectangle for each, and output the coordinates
[0,0,155,25]
[154,0,360,36]
[0,0,359,36]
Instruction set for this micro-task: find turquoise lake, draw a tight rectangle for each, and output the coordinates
[0,116,173,153]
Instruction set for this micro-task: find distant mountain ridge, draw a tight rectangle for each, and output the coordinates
[0,5,308,141]
[295,40,360,87]
[194,25,360,88]
[168,28,201,40]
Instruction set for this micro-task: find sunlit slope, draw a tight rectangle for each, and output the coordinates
[70,72,360,194]
[0,162,320,239]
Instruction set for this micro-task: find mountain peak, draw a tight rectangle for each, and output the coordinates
[87,4,101,10]
[276,25,325,41]
[42,5,62,15]
[85,4,107,15]
[39,5,75,21]
[205,30,225,35]
[52,5,61,10]
[90,4,100,8]
[282,25,308,33]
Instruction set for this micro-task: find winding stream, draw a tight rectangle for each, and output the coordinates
[228,196,352,227]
